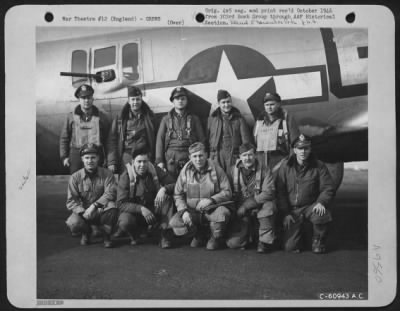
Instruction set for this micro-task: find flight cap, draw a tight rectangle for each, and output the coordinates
[128,86,142,97]
[169,215,196,236]
[217,89,231,102]
[239,142,256,155]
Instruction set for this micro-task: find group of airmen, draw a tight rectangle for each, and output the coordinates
[60,84,336,254]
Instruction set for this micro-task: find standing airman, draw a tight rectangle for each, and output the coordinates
[107,86,156,173]
[253,92,299,174]
[156,87,206,179]
[60,84,110,174]
[207,89,253,171]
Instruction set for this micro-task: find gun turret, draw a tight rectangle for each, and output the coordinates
[60,69,116,83]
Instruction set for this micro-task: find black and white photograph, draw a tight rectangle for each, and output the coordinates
[5,4,396,308]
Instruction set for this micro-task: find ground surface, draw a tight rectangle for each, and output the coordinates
[37,169,368,301]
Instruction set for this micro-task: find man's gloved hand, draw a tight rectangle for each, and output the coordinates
[63,158,70,167]
[83,204,98,220]
[241,197,257,210]
[178,159,187,170]
[182,211,193,227]
[157,162,166,172]
[283,214,296,230]
[236,198,257,217]
[154,187,167,213]
[108,165,117,173]
[195,198,213,212]
[141,206,157,225]
[312,202,326,216]
[236,206,247,218]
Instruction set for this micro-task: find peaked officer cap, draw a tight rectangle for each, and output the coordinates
[75,84,94,99]
[170,86,188,102]
[80,143,100,156]
[263,92,281,103]
[292,134,312,148]
[128,86,143,97]
[217,89,231,102]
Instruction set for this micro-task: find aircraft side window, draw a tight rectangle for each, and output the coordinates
[122,43,139,81]
[71,50,88,87]
[94,46,116,68]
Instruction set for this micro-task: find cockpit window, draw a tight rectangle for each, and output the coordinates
[71,50,88,87]
[94,46,116,69]
[122,43,139,81]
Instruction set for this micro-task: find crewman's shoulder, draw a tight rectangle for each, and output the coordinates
[159,113,171,123]
[210,161,227,176]
[70,168,85,182]
[189,114,202,123]
[314,159,328,170]
[98,167,115,178]
[280,157,291,168]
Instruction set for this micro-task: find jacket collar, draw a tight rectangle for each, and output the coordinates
[168,108,193,118]
[74,105,99,117]
[287,152,318,168]
[120,101,154,120]
[211,106,241,118]
[127,161,158,185]
[169,108,189,118]
[186,159,212,173]
[79,167,100,179]
[236,158,259,171]
[257,107,285,121]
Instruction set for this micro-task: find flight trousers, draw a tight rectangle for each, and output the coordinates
[226,201,276,249]
[282,204,332,252]
[66,208,118,236]
[170,205,231,239]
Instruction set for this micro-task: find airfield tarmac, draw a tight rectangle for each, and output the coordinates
[37,168,368,301]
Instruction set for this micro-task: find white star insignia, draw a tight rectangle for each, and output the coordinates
[143,49,322,123]
[186,51,272,123]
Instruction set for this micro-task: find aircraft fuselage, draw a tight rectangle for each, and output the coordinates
[36,27,368,175]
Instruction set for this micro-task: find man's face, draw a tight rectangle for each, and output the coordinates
[264,100,280,115]
[218,97,232,114]
[81,153,99,171]
[173,95,188,110]
[294,146,311,163]
[240,149,256,169]
[79,95,94,111]
[190,150,207,170]
[129,95,143,112]
[133,154,149,175]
